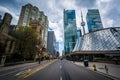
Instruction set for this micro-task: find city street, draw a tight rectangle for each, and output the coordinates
[0,59,114,80]
[0,1,120,80]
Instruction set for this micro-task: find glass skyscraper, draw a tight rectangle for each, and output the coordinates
[18,3,48,49]
[18,4,48,28]
[64,9,77,54]
[86,9,103,32]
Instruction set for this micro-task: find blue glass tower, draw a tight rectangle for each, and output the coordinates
[86,9,103,32]
[64,9,77,54]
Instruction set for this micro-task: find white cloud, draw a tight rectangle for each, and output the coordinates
[99,0,111,3]
[95,0,115,28]
[60,0,76,9]
[0,6,19,24]
[49,19,64,42]
[106,19,114,27]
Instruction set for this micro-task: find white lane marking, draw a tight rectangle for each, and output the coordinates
[15,71,26,76]
[60,61,62,80]
[60,76,62,80]
[15,69,31,76]
[60,65,62,69]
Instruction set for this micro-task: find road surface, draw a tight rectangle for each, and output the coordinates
[0,59,113,80]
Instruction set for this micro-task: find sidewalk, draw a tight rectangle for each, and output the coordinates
[0,60,51,72]
[74,62,120,79]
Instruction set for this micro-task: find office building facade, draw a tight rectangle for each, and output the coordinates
[86,9,103,32]
[64,9,77,54]
[0,13,16,59]
[18,3,48,49]
[47,31,56,56]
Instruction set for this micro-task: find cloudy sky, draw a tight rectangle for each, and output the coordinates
[0,0,120,55]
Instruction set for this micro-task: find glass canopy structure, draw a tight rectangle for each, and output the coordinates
[73,27,120,51]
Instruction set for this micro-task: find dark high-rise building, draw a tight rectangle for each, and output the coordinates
[0,13,12,34]
[0,15,2,24]
[64,9,77,54]
[86,9,103,32]
[47,31,56,56]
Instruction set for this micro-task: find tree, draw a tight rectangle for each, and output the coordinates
[14,26,38,60]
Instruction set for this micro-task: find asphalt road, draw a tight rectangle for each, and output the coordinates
[0,60,52,80]
[0,59,113,80]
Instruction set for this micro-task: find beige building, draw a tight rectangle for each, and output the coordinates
[18,3,49,58]
[0,13,16,66]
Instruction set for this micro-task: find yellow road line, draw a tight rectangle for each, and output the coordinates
[18,60,56,79]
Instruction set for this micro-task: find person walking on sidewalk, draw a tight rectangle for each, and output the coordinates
[105,65,108,73]
[39,57,41,64]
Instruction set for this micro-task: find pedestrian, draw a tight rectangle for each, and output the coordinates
[105,65,108,73]
[39,57,41,64]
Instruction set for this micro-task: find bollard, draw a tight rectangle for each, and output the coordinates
[93,64,97,71]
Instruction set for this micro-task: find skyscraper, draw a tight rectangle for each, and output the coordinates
[0,15,2,24]
[18,3,48,49]
[64,9,77,54]
[86,9,103,32]
[47,31,56,56]
[18,4,48,28]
